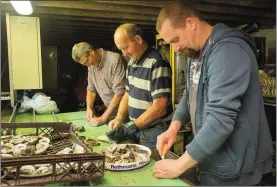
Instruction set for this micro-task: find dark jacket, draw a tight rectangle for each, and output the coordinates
[172,23,273,185]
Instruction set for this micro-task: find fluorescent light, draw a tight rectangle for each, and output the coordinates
[10,1,33,15]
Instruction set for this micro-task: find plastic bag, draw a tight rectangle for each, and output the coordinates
[19,92,59,114]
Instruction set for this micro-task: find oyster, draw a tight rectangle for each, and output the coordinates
[29,145,36,154]
[106,143,117,153]
[35,142,50,154]
[1,135,12,143]
[1,148,13,154]
[72,144,85,154]
[97,134,115,144]
[56,147,72,155]
[25,136,39,144]
[3,143,14,149]
[13,144,28,156]
[134,152,147,161]
[1,135,12,140]
[34,164,51,169]
[20,165,35,175]
[101,144,149,164]
[10,135,25,144]
[1,143,14,154]
[121,151,135,161]
[73,125,85,132]
[39,137,50,144]
[1,154,13,157]
[36,165,51,175]
[78,136,100,151]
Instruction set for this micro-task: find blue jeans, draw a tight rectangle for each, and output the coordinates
[138,121,170,149]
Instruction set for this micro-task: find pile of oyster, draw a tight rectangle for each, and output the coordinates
[1,134,87,176]
[1,135,52,157]
[4,163,71,177]
[17,164,53,176]
[1,134,86,158]
[99,144,149,164]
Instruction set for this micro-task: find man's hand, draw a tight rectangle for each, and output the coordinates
[108,118,123,130]
[156,127,178,156]
[89,116,107,126]
[153,151,198,179]
[86,108,94,122]
[105,121,137,142]
[152,159,185,179]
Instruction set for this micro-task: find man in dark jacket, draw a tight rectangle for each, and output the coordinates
[153,1,273,185]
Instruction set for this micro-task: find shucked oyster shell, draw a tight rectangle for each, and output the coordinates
[39,137,50,144]
[36,165,51,175]
[20,165,35,175]
[72,144,85,154]
[1,154,13,157]
[10,135,25,144]
[101,144,149,164]
[106,143,117,153]
[56,147,72,155]
[25,136,39,144]
[13,144,28,156]
[34,142,50,154]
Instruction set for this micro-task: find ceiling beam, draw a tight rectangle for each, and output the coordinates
[40,21,155,31]
[41,29,156,36]
[32,1,160,15]
[97,0,275,17]
[196,4,275,18]
[2,4,269,25]
[3,1,274,20]
[199,0,276,10]
[1,12,156,26]
[40,19,156,29]
[95,0,169,8]
[41,35,113,41]
[38,15,156,26]
[1,3,158,21]
[96,0,276,10]
[199,12,273,23]
[41,24,155,33]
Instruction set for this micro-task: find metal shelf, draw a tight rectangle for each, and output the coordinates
[1,92,11,101]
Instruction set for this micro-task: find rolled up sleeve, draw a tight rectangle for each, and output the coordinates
[87,67,96,92]
[112,57,125,95]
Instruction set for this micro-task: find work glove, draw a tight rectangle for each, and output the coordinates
[105,121,137,142]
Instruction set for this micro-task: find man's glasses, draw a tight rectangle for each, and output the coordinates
[79,56,89,66]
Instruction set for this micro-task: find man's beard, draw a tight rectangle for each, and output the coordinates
[180,48,200,58]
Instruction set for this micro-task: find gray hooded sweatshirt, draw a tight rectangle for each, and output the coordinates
[172,23,273,185]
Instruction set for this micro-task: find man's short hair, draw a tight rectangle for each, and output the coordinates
[156,0,201,32]
[116,23,145,41]
[72,42,96,62]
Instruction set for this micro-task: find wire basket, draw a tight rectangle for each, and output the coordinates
[1,122,105,186]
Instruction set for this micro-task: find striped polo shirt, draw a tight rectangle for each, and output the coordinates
[126,47,173,124]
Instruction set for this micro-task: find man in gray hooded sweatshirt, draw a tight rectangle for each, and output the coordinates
[153,1,273,185]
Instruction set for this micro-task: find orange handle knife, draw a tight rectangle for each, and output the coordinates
[161,143,168,160]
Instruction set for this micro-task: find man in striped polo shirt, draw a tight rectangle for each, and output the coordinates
[106,23,173,150]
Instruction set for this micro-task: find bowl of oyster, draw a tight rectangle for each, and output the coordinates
[99,144,151,171]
